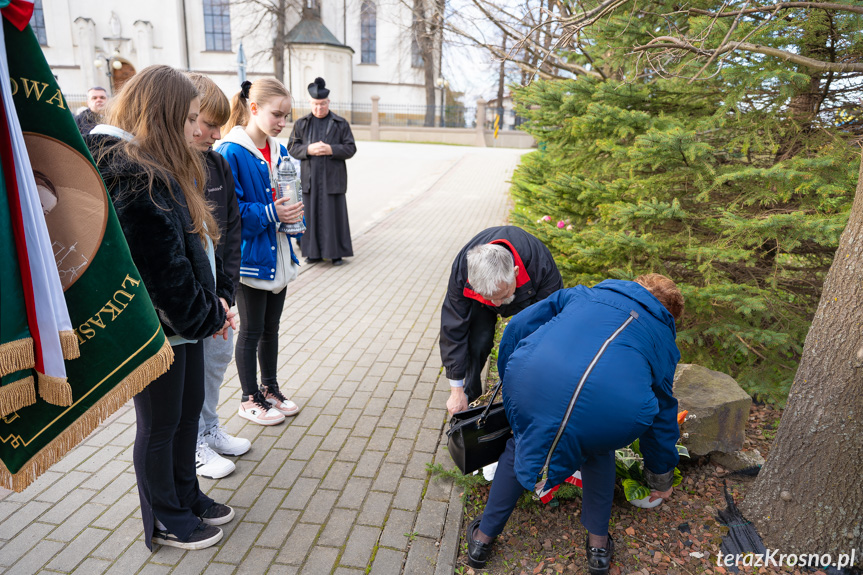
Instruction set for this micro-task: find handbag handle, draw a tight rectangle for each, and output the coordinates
[477,380,503,428]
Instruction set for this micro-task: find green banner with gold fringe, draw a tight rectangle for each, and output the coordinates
[0,16,172,491]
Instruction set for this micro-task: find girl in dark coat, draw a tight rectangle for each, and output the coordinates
[87,65,236,551]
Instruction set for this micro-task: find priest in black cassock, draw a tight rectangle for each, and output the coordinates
[288,77,357,266]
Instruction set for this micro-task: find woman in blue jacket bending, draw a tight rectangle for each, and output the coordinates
[466,274,684,575]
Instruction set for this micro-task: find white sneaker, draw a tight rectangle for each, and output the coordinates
[203,425,251,456]
[195,440,235,479]
[238,393,286,426]
[261,385,300,417]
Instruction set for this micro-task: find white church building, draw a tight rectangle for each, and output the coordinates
[30,0,440,110]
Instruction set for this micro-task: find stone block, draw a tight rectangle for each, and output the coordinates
[235,547,278,574]
[340,525,381,567]
[318,508,358,546]
[674,363,752,455]
[414,500,447,539]
[403,536,439,575]
[299,546,339,574]
[214,521,264,564]
[369,548,406,575]
[711,449,765,471]
[379,508,416,551]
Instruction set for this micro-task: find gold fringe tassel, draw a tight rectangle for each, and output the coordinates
[0,338,35,379]
[0,338,174,492]
[36,372,74,407]
[59,331,80,360]
[0,376,36,419]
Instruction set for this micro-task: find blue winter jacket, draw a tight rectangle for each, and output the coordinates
[215,134,299,280]
[498,280,681,494]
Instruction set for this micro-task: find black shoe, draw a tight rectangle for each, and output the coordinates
[332,258,344,266]
[152,522,222,550]
[304,257,322,264]
[200,502,234,526]
[585,533,614,575]
[466,516,493,569]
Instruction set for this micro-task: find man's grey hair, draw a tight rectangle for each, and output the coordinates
[466,244,516,297]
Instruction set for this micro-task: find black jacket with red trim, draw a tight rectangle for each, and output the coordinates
[440,226,563,381]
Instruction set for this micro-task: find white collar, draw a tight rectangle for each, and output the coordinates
[90,124,135,142]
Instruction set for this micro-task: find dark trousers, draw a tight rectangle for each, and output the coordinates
[465,303,498,402]
[235,283,287,397]
[133,341,213,549]
[479,438,617,538]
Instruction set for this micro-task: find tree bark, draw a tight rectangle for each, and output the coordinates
[273,0,287,83]
[413,0,442,127]
[496,33,506,121]
[423,56,436,127]
[740,155,863,557]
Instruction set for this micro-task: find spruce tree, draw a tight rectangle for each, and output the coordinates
[509,5,861,402]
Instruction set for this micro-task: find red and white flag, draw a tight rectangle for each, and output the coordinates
[0,8,78,408]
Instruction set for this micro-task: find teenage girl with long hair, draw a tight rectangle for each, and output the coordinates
[216,78,303,426]
[87,65,236,550]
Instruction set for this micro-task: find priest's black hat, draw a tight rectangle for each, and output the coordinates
[308,77,330,99]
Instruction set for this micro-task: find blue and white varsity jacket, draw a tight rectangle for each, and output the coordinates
[215,127,300,280]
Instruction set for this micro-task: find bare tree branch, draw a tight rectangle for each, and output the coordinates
[634,37,863,73]
[689,1,748,83]
[688,1,863,18]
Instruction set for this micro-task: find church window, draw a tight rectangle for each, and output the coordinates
[411,14,424,68]
[361,0,376,64]
[411,36,424,68]
[203,0,232,52]
[30,0,47,46]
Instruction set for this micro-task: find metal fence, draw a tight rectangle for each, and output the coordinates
[291,101,373,125]
[482,107,526,131]
[292,102,483,129]
[62,93,527,132]
[375,103,478,129]
[64,93,88,113]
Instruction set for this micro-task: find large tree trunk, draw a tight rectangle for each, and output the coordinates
[496,33,506,121]
[423,53,436,127]
[273,0,287,83]
[413,0,444,127]
[740,155,863,557]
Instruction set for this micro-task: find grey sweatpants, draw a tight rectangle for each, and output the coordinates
[198,327,234,435]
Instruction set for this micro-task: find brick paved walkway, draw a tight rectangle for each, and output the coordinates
[0,144,524,574]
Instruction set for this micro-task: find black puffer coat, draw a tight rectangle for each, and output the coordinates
[440,225,563,381]
[87,134,229,340]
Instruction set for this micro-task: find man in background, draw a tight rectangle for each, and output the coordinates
[288,77,356,266]
[75,87,108,135]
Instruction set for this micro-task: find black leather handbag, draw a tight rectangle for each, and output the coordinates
[446,382,512,475]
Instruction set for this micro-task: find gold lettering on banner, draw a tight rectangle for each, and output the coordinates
[20,78,48,100]
[122,275,141,289]
[113,290,135,308]
[77,323,96,341]
[12,77,67,110]
[74,277,142,345]
[44,88,65,109]
[98,301,124,322]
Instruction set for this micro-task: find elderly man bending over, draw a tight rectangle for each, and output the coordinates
[441,226,563,414]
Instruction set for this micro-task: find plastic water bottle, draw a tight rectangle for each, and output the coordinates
[276,159,305,234]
